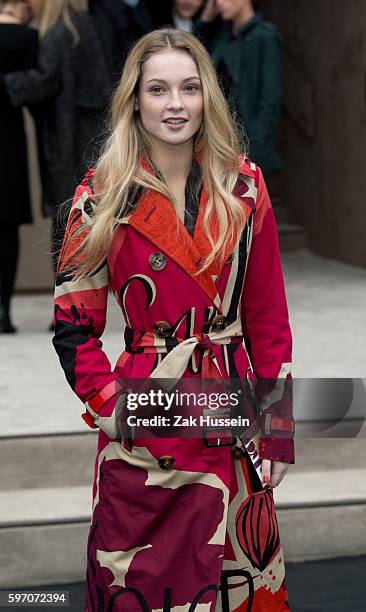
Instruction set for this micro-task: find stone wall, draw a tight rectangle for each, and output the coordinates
[262,0,366,267]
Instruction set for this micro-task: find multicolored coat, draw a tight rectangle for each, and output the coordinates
[53,155,294,611]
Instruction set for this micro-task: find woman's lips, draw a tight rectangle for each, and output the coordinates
[162,119,188,130]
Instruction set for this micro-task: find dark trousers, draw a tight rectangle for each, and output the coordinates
[0,221,19,318]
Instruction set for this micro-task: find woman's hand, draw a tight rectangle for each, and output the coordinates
[262,459,290,489]
[201,0,220,23]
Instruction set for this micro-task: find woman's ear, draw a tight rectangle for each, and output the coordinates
[134,99,139,112]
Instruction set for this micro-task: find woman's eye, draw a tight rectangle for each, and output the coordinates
[148,84,200,94]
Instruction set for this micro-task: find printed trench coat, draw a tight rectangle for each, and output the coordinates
[53,155,294,611]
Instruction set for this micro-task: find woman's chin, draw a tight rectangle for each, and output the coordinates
[155,133,194,147]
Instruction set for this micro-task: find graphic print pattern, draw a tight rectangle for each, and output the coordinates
[53,156,293,610]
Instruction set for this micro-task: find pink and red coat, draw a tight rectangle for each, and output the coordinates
[53,155,293,610]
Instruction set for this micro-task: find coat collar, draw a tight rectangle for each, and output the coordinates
[123,154,255,310]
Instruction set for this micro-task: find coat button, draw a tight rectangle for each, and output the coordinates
[158,455,176,471]
[149,252,166,271]
[212,314,227,331]
[231,446,246,460]
[153,320,172,338]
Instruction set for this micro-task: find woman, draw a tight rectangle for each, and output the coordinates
[0,0,37,333]
[3,0,112,275]
[170,0,205,32]
[53,28,294,611]
[147,0,204,32]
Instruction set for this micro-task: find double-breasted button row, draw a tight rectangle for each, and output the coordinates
[153,320,172,337]
[153,316,227,336]
[149,251,171,339]
[150,251,234,270]
[211,314,227,331]
[158,449,245,466]
[158,455,176,471]
[149,252,166,271]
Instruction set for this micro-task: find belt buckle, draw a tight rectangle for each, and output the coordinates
[202,427,237,447]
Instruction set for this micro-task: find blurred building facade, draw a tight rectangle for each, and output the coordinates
[262,0,366,268]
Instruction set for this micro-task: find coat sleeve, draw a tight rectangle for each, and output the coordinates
[52,170,124,437]
[241,167,295,464]
[4,28,62,107]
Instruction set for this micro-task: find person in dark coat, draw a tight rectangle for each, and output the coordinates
[146,0,204,31]
[0,0,38,333]
[197,0,283,175]
[144,0,171,28]
[89,0,153,76]
[4,0,112,280]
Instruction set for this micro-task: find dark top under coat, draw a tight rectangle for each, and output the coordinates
[120,158,203,238]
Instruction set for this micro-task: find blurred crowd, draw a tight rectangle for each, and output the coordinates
[0,0,283,333]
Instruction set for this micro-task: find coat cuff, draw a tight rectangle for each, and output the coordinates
[83,380,125,430]
[259,437,295,464]
[85,380,124,414]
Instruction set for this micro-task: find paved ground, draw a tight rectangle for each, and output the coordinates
[1,248,366,437]
[285,556,366,611]
[2,556,365,611]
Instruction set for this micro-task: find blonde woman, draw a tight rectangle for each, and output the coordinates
[53,28,294,611]
[4,0,111,274]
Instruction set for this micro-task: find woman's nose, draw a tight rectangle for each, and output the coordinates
[166,90,184,109]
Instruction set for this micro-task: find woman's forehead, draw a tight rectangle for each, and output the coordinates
[141,49,199,78]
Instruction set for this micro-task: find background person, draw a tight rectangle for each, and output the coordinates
[0,0,38,333]
[198,0,283,178]
[151,0,205,32]
[3,0,112,280]
[89,0,153,76]
[146,0,204,32]
[52,28,293,610]
[144,0,172,28]
[172,0,204,32]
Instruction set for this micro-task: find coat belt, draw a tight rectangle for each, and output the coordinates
[149,331,242,391]
[125,320,244,392]
[86,322,244,415]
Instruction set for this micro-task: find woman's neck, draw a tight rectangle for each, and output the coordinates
[148,139,194,185]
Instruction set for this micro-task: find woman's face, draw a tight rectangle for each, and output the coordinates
[137,49,204,148]
[173,0,204,19]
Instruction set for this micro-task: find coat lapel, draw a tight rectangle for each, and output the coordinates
[124,155,255,310]
[127,187,223,307]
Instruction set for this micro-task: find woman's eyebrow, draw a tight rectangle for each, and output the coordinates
[146,76,201,84]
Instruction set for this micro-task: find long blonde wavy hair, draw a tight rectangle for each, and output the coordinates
[74,28,248,278]
[35,0,88,44]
